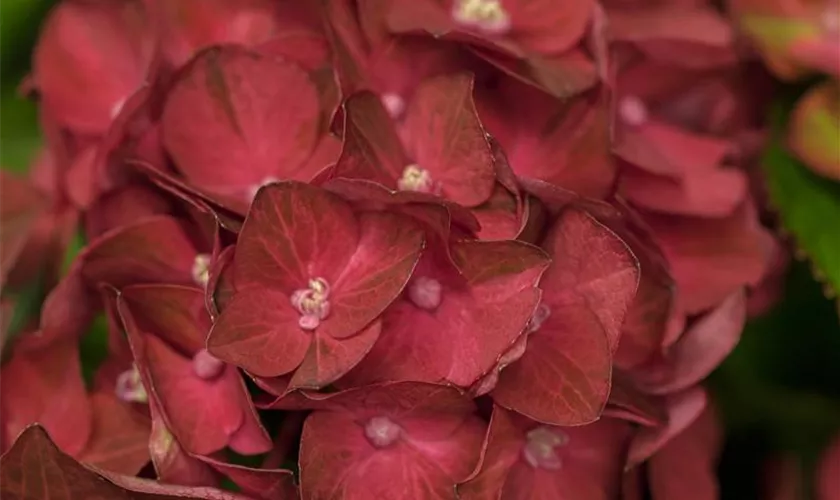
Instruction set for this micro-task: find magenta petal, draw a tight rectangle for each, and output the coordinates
[324,211,424,340]
[207,289,310,378]
[289,319,382,390]
[542,209,640,352]
[234,181,359,292]
[491,303,612,425]
[344,240,549,388]
[403,73,495,207]
[162,46,320,195]
[333,91,408,186]
[143,334,243,456]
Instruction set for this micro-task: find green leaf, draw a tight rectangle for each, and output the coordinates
[764,104,840,295]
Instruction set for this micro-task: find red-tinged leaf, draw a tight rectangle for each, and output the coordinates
[81,216,200,289]
[234,182,358,292]
[628,386,707,467]
[289,319,382,390]
[344,240,549,388]
[161,46,321,199]
[299,407,484,499]
[636,290,746,395]
[403,73,495,207]
[33,0,153,134]
[78,392,150,475]
[198,456,299,500]
[0,338,91,456]
[119,286,271,456]
[458,406,632,500]
[149,399,219,487]
[332,91,408,185]
[207,289,310,378]
[648,403,722,500]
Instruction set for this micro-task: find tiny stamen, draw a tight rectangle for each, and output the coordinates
[381,93,406,119]
[407,276,443,311]
[291,277,332,331]
[619,95,649,127]
[522,426,568,470]
[398,165,438,194]
[364,416,402,448]
[192,349,226,380]
[452,0,512,34]
[115,364,148,403]
[192,253,212,287]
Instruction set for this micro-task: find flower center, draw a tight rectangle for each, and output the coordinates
[381,92,406,119]
[619,95,649,127]
[115,364,148,403]
[452,0,511,34]
[527,303,551,334]
[522,426,568,470]
[364,416,402,448]
[407,276,443,311]
[192,349,226,380]
[397,164,438,194]
[192,253,211,287]
[291,277,332,330]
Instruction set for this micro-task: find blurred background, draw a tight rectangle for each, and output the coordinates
[2,1,839,498]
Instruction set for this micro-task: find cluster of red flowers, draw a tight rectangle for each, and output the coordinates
[0,0,787,498]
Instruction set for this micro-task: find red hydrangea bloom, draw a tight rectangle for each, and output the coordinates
[274,382,485,499]
[118,284,271,456]
[2,0,787,498]
[458,405,632,499]
[207,181,425,387]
